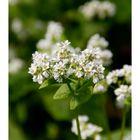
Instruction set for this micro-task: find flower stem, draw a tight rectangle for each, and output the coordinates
[103,95,112,140]
[76,114,82,140]
[67,82,81,140]
[120,108,126,140]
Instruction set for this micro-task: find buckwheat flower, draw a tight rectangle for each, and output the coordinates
[52,61,67,82]
[45,21,64,40]
[106,70,119,85]
[9,58,24,74]
[123,65,131,84]
[123,133,131,140]
[28,51,51,84]
[79,1,99,19]
[79,0,116,20]
[29,40,105,84]
[106,65,131,85]
[93,80,107,93]
[114,85,131,103]
[97,1,116,19]
[87,34,109,49]
[87,34,112,66]
[71,115,103,140]
[100,49,113,66]
[9,47,24,74]
[79,48,100,64]
[36,39,51,50]
[9,0,19,6]
[56,40,71,59]
[37,21,64,52]
[11,18,23,34]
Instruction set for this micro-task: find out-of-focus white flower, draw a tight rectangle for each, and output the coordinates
[37,21,64,52]
[71,115,102,140]
[93,80,107,93]
[123,65,131,84]
[106,65,132,85]
[11,18,27,40]
[114,85,131,103]
[100,49,113,66]
[123,133,131,140]
[87,34,109,49]
[87,34,113,66]
[9,48,24,74]
[79,0,116,20]
[11,18,23,33]
[45,21,64,40]
[97,1,116,19]
[106,65,131,108]
[9,58,24,74]
[9,0,19,6]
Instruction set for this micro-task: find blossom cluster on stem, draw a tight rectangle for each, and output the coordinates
[71,115,103,140]
[87,34,113,66]
[29,40,105,85]
[79,0,116,20]
[106,65,131,107]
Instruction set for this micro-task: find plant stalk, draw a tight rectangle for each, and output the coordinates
[76,114,82,140]
[120,108,126,140]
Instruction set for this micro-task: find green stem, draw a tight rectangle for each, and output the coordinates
[67,82,81,140]
[67,82,73,92]
[103,95,112,140]
[105,117,112,140]
[120,108,126,140]
[76,114,82,140]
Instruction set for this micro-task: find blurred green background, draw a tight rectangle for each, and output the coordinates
[9,0,131,140]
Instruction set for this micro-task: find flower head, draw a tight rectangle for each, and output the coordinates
[79,0,116,20]
[29,40,105,84]
[71,115,103,140]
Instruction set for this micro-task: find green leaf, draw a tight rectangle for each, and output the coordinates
[70,81,93,110]
[39,80,49,89]
[53,84,71,100]
[70,96,79,110]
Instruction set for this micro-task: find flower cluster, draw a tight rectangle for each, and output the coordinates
[106,65,131,107]
[79,0,116,20]
[71,115,103,140]
[87,34,113,66]
[9,48,24,74]
[114,85,131,104]
[29,40,105,84]
[106,65,131,85]
[37,21,64,53]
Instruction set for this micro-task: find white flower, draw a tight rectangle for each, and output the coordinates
[100,49,113,66]
[28,51,50,84]
[87,34,109,49]
[9,0,19,6]
[123,65,131,84]
[29,40,105,84]
[106,65,131,85]
[97,1,116,19]
[87,34,112,66]
[123,133,131,140]
[71,115,102,140]
[79,0,116,20]
[11,18,23,34]
[93,80,107,93]
[37,21,64,52]
[114,85,131,103]
[45,21,64,40]
[9,58,24,74]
